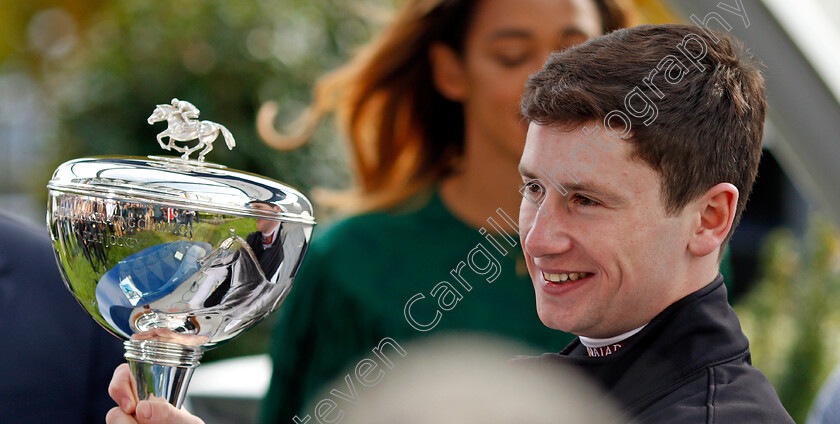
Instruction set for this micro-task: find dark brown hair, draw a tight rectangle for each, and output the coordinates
[258,0,637,212]
[521,24,766,246]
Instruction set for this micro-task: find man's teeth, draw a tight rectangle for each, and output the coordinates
[543,272,591,283]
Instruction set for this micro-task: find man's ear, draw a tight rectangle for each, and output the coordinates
[429,42,468,101]
[687,183,739,257]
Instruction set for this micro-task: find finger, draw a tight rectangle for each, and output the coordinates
[106,406,139,424]
[135,399,205,424]
[108,364,138,414]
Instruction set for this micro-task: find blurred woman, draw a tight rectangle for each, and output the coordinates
[257,1,636,423]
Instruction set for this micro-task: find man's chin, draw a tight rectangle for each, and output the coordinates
[537,314,578,334]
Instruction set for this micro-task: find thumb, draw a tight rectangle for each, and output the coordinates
[135,399,204,424]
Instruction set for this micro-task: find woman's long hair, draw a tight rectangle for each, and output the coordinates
[258,0,636,212]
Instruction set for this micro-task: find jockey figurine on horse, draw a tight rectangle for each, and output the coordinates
[175,99,200,126]
[148,98,236,162]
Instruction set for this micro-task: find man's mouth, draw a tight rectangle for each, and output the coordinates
[542,271,592,283]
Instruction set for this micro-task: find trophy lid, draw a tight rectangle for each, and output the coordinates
[47,99,313,225]
[47,156,314,225]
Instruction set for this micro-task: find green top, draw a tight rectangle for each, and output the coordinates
[260,190,575,424]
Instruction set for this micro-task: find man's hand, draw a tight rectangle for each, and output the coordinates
[106,364,205,424]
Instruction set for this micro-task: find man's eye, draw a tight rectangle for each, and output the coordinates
[523,181,544,194]
[574,194,597,207]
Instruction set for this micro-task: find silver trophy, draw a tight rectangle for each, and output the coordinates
[46,99,315,407]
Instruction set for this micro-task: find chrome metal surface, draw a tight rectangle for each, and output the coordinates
[47,156,315,225]
[46,136,314,408]
[125,339,201,406]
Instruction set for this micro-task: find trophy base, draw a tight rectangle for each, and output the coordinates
[124,339,204,408]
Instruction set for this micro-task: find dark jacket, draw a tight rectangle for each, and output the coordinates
[518,276,793,423]
[0,214,125,423]
[246,228,284,280]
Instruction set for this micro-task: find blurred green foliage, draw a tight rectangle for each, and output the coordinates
[736,216,840,423]
[0,0,405,199]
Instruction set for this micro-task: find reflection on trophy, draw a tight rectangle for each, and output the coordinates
[46,99,315,407]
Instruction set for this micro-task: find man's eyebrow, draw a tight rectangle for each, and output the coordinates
[564,182,604,195]
[564,182,623,203]
[518,163,538,179]
[517,165,622,200]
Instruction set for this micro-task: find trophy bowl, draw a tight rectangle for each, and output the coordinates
[45,99,315,407]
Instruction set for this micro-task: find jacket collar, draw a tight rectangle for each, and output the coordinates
[556,275,748,410]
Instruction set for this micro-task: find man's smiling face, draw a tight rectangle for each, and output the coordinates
[518,122,697,338]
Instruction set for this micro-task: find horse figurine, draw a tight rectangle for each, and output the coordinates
[147,98,236,162]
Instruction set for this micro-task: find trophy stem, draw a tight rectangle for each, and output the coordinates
[124,340,204,408]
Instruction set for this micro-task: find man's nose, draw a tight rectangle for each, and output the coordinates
[522,202,574,259]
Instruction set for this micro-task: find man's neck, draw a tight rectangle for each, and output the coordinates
[262,225,280,246]
[580,268,721,340]
[685,257,722,296]
[579,324,647,357]
[579,324,647,348]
